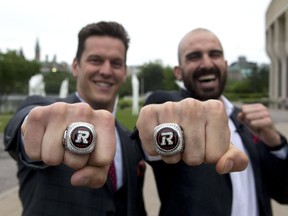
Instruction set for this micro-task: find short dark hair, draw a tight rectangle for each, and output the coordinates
[75,21,130,62]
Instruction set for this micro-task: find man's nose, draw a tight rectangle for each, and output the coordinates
[99,61,112,76]
[199,54,213,69]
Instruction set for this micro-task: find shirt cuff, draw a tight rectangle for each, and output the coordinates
[266,135,288,160]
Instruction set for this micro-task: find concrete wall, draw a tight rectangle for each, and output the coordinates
[266,0,288,108]
[0,95,26,113]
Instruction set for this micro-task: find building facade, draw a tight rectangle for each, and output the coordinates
[228,56,258,81]
[34,40,71,73]
[266,0,288,108]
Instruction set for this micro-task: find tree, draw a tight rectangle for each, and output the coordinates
[0,50,40,103]
[138,62,164,93]
[162,66,178,90]
[224,63,269,101]
[44,71,76,94]
[247,64,269,94]
[119,75,132,97]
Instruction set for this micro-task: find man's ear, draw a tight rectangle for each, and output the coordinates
[71,58,79,77]
[174,66,183,80]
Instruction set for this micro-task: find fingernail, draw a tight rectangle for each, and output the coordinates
[223,159,233,174]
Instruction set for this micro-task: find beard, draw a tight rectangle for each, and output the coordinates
[182,67,227,101]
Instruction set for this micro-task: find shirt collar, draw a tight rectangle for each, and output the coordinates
[220,95,234,117]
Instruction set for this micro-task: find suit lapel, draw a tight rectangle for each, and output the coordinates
[230,107,259,165]
[230,107,264,206]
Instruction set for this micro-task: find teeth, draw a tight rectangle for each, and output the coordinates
[95,82,111,87]
[198,75,216,81]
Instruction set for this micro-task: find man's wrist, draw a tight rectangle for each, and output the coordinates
[265,135,287,151]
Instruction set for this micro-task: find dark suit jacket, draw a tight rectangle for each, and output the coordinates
[4,93,146,216]
[143,89,288,216]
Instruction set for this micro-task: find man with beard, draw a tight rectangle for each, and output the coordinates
[142,28,288,216]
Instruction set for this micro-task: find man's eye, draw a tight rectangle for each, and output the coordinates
[112,61,123,68]
[90,58,101,64]
[186,53,201,61]
[210,51,223,58]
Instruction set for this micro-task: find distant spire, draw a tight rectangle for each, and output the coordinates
[19,47,25,58]
[53,54,57,63]
[35,39,40,61]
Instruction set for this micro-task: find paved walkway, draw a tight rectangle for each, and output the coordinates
[1,108,288,215]
[0,134,161,216]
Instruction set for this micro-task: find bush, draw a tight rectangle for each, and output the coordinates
[44,71,76,94]
[118,98,132,110]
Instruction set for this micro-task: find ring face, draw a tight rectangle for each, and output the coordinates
[153,123,184,156]
[63,122,96,154]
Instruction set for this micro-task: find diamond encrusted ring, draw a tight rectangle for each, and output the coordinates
[153,123,184,156]
[63,122,96,154]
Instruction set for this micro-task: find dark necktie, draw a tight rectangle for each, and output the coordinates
[109,160,117,192]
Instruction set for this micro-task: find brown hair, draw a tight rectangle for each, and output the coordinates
[75,21,130,63]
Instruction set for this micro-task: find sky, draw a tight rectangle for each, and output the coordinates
[0,0,272,67]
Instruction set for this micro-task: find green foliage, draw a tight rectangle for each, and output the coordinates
[116,107,138,131]
[138,62,164,93]
[116,97,146,130]
[0,50,40,99]
[247,64,269,93]
[44,71,76,94]
[0,113,12,133]
[226,79,251,93]
[118,62,178,98]
[224,92,268,100]
[162,66,178,90]
[118,98,132,109]
[225,64,269,99]
[119,76,132,97]
[135,61,179,95]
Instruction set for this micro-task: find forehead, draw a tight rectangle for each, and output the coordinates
[180,30,222,54]
[83,36,126,59]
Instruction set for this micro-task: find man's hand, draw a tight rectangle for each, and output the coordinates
[238,103,281,147]
[21,102,116,188]
[136,98,248,174]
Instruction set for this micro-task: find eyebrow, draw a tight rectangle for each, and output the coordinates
[186,49,223,56]
[210,49,223,53]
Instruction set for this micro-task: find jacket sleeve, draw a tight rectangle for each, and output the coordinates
[4,95,54,160]
[260,135,288,204]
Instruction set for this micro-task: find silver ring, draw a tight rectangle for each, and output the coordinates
[63,122,96,154]
[153,123,184,156]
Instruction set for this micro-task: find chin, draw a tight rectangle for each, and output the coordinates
[198,92,221,101]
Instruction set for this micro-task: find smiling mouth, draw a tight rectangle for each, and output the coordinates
[198,74,216,82]
[93,81,112,87]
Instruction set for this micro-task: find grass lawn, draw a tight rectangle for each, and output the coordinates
[0,108,137,133]
[0,114,12,133]
[116,108,138,131]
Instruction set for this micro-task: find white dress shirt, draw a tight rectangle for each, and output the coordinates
[222,96,259,216]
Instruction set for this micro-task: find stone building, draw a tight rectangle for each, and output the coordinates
[34,39,71,73]
[266,0,288,108]
[228,56,257,81]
